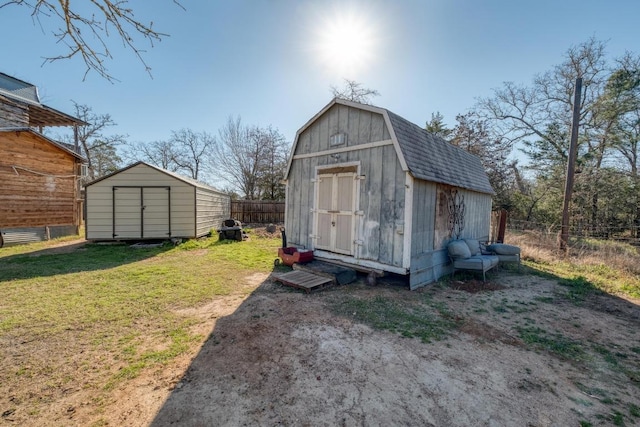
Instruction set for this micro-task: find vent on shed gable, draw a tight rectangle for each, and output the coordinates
[330,132,347,146]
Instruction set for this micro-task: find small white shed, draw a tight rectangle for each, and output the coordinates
[85,162,230,240]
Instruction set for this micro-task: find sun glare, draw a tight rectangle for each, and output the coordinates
[314,10,376,76]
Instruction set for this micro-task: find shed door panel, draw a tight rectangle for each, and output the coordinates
[314,172,356,255]
[315,177,333,250]
[113,186,170,239]
[334,175,354,253]
[142,187,170,238]
[114,188,142,238]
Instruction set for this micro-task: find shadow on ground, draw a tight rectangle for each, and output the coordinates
[0,241,174,281]
[149,265,640,426]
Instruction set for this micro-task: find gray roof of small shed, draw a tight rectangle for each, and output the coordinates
[286,98,494,195]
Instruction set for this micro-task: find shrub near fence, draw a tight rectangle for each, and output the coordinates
[231,200,285,224]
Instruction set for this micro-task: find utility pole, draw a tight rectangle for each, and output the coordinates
[559,77,583,253]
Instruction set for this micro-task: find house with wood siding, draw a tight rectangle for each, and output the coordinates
[283,98,495,289]
[0,72,86,247]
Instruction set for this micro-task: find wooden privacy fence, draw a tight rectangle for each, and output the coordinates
[231,200,285,224]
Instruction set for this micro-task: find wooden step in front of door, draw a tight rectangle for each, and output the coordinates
[274,270,333,293]
[292,260,357,285]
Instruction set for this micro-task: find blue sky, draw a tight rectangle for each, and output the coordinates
[2,0,639,149]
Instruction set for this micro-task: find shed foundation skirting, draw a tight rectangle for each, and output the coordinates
[313,249,407,275]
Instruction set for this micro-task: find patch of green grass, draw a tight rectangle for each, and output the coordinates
[0,235,280,336]
[528,259,640,300]
[629,403,640,417]
[492,304,508,313]
[517,326,585,361]
[569,396,594,407]
[579,420,593,427]
[0,233,282,415]
[557,276,601,302]
[105,324,201,390]
[329,293,461,343]
[611,411,625,426]
[592,344,621,367]
[575,383,617,403]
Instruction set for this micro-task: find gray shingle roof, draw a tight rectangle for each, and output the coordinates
[385,109,495,195]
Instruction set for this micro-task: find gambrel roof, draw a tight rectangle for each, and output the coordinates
[286,98,495,195]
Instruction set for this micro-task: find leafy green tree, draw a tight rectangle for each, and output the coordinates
[425,112,452,139]
[449,112,514,209]
[90,143,121,178]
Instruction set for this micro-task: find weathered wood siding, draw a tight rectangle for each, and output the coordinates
[409,184,493,289]
[0,130,79,229]
[460,189,493,241]
[410,180,437,255]
[195,187,230,237]
[0,97,29,127]
[86,164,196,239]
[286,104,406,268]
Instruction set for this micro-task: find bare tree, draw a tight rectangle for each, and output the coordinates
[65,102,126,180]
[212,117,289,200]
[255,126,289,200]
[331,79,380,104]
[1,0,184,81]
[214,117,263,199]
[169,129,215,181]
[122,139,181,171]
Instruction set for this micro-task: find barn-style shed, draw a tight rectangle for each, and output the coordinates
[284,98,495,289]
[85,162,230,241]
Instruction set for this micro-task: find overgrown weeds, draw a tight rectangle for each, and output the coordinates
[505,231,640,299]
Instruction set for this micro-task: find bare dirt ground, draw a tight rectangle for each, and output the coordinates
[3,262,640,426]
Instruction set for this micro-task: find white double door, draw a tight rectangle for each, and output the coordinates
[314,172,357,255]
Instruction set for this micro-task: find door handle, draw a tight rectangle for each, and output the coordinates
[332,221,336,226]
